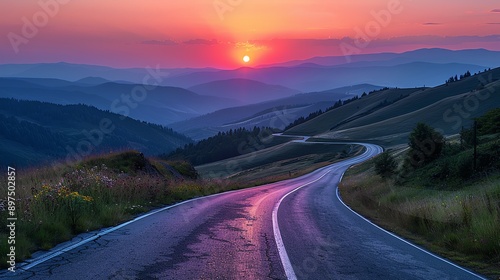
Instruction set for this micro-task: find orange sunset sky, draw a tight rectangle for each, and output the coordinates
[1,0,499,68]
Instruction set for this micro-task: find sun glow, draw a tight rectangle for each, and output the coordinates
[243,55,250,63]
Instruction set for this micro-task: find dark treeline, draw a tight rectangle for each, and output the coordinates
[445,68,493,85]
[445,70,472,84]
[164,127,284,166]
[0,114,67,154]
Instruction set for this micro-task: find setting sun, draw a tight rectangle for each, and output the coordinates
[243,55,250,63]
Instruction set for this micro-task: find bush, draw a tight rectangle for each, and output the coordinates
[455,153,474,179]
[477,108,500,135]
[374,151,398,178]
[407,123,444,167]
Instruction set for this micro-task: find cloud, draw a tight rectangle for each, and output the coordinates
[422,22,442,25]
[143,39,221,46]
[183,39,218,45]
[235,41,267,51]
[486,22,500,25]
[490,9,500,13]
[142,40,177,46]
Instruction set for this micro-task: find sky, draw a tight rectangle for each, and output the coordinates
[1,0,499,69]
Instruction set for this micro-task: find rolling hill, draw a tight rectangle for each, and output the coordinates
[170,85,382,140]
[0,98,193,167]
[0,78,238,125]
[286,67,500,146]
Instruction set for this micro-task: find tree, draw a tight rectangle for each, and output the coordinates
[407,123,444,167]
[374,151,398,178]
[477,108,500,135]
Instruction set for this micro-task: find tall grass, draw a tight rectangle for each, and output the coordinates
[0,151,242,268]
[340,159,500,277]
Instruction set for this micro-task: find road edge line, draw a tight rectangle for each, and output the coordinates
[336,170,487,280]
[13,187,252,272]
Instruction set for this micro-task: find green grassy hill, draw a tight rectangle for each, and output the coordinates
[286,68,500,146]
[196,141,362,182]
[285,87,422,136]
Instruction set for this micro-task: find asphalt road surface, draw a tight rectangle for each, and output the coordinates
[2,143,487,279]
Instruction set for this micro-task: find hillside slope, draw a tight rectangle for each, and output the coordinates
[285,87,422,136]
[0,98,193,167]
[286,68,500,146]
[170,85,378,140]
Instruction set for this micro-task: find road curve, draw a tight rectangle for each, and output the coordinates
[277,143,486,280]
[2,142,486,279]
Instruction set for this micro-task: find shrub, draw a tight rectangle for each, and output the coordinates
[455,153,474,180]
[477,108,500,135]
[407,123,444,167]
[374,151,398,178]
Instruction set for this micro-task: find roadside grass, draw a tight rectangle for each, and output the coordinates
[0,151,243,269]
[339,157,500,279]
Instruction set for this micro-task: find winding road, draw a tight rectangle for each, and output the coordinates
[2,142,487,279]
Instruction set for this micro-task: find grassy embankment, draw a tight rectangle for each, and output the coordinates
[339,138,500,279]
[0,151,239,268]
[0,141,361,268]
[196,142,363,183]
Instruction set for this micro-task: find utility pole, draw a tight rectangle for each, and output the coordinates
[473,120,477,171]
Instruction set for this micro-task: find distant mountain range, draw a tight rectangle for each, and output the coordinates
[1,48,498,93]
[259,48,500,68]
[0,78,237,125]
[0,98,193,167]
[188,79,301,104]
[0,63,219,85]
[161,62,487,92]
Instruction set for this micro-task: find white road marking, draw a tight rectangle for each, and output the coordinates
[272,142,377,280]
[336,164,487,280]
[15,188,250,272]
